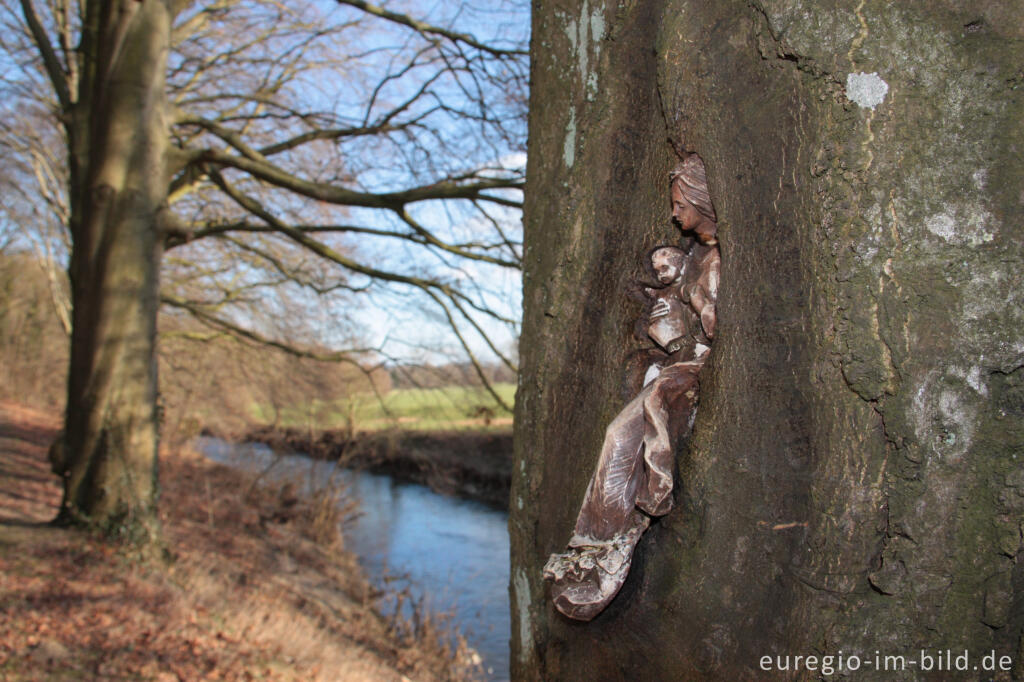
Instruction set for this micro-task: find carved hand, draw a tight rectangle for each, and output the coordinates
[702,305,716,339]
[650,299,671,319]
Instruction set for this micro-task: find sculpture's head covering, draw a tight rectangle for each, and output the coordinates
[670,154,716,222]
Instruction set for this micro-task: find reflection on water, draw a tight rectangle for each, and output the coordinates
[197,437,511,681]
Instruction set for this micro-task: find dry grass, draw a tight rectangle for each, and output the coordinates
[0,401,481,681]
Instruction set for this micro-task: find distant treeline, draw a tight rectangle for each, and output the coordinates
[1,251,512,441]
[0,252,69,409]
[389,361,516,390]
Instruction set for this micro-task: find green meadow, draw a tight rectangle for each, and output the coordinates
[250,383,516,432]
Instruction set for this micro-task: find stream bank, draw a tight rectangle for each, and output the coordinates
[0,402,482,681]
[231,426,514,509]
[200,437,513,681]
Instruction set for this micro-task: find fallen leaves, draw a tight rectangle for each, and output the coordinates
[0,402,473,681]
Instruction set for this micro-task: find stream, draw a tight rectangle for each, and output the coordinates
[197,436,511,681]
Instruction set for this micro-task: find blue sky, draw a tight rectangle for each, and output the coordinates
[0,0,530,370]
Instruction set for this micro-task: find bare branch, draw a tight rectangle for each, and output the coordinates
[420,288,512,412]
[162,293,378,366]
[206,167,516,326]
[6,0,526,408]
[334,0,528,57]
[18,0,71,109]
[195,149,522,209]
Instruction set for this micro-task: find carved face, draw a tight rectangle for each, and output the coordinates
[670,183,703,231]
[651,250,684,285]
[671,182,718,245]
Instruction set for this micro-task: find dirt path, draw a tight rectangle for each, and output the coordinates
[0,402,477,681]
[0,402,61,525]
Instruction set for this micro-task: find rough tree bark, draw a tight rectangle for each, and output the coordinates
[511,0,1022,679]
[49,0,175,539]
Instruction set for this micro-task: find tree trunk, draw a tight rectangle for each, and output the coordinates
[53,0,173,542]
[512,0,1023,678]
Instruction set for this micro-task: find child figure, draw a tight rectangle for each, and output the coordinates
[542,246,705,621]
[644,245,692,357]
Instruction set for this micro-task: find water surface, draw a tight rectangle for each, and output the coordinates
[198,437,511,680]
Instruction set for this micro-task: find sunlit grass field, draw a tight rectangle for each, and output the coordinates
[250,383,516,432]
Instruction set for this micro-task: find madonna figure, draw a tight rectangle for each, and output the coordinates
[543,154,720,621]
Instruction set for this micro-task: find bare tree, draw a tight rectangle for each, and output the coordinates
[0,87,73,334]
[0,252,69,407]
[2,0,526,540]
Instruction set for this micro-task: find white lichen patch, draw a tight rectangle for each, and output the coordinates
[850,201,886,262]
[561,1,605,101]
[589,4,605,48]
[949,365,989,397]
[513,568,533,662]
[949,266,1024,373]
[576,1,589,82]
[967,366,987,396]
[846,72,889,110]
[911,372,978,464]
[563,16,577,55]
[925,213,956,241]
[961,270,1008,324]
[938,389,975,459]
[563,108,577,168]
[925,205,996,246]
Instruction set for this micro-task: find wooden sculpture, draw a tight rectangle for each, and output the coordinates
[543,154,720,620]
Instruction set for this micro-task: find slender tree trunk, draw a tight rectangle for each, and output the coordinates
[53,0,173,542]
[512,0,1023,678]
